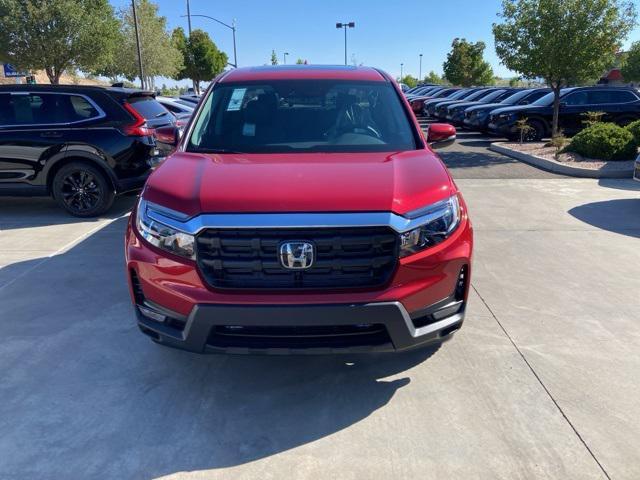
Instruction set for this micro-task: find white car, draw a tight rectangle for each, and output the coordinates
[156,96,195,117]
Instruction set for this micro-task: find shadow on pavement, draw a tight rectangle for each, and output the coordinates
[598,178,640,192]
[438,150,520,169]
[569,198,640,238]
[0,217,441,479]
[0,194,136,230]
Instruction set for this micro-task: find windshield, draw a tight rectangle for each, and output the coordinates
[187,80,417,153]
[435,88,458,98]
[501,89,533,105]
[476,89,506,103]
[448,89,475,100]
[531,88,575,106]
[129,97,170,119]
[467,89,497,101]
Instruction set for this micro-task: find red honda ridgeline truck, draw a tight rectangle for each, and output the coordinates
[125,65,473,354]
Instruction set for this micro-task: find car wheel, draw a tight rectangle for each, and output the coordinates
[52,162,115,217]
[523,120,544,142]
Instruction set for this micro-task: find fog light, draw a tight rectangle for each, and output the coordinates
[138,304,166,323]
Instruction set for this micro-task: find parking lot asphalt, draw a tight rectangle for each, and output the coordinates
[1,143,640,479]
[417,116,563,179]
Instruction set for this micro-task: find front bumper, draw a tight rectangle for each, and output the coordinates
[463,117,489,131]
[135,298,465,354]
[487,120,517,138]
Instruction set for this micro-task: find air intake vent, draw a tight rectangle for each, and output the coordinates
[130,269,145,304]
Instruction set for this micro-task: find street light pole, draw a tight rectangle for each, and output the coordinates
[419,53,423,80]
[181,14,238,68]
[283,52,289,65]
[131,0,144,89]
[400,63,404,81]
[335,22,355,66]
[186,0,192,34]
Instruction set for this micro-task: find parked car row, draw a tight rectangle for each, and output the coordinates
[411,84,640,141]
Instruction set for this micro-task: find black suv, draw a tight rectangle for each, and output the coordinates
[488,86,640,140]
[0,85,176,216]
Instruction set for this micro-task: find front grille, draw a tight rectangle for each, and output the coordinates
[208,324,392,349]
[196,227,399,290]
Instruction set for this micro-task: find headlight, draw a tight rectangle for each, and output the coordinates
[399,195,461,258]
[498,112,515,120]
[135,198,195,259]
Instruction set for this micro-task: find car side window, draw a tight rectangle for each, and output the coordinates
[564,91,589,106]
[69,95,100,119]
[587,91,612,104]
[607,91,637,104]
[6,93,101,126]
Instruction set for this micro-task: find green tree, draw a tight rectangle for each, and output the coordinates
[0,0,120,84]
[98,0,183,89]
[399,75,418,88]
[173,28,227,93]
[296,58,306,65]
[493,0,637,136]
[621,41,640,82]
[270,50,278,65]
[442,38,495,87]
[423,71,445,84]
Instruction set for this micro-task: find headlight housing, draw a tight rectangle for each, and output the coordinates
[399,195,461,258]
[498,112,515,120]
[135,198,195,259]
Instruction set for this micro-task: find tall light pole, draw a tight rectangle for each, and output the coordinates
[181,14,238,68]
[335,22,355,66]
[186,0,192,34]
[400,63,404,81]
[283,52,289,65]
[419,53,423,80]
[131,0,144,89]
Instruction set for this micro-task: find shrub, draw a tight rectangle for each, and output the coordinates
[565,123,637,161]
[625,119,640,145]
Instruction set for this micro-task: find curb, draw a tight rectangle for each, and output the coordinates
[489,143,634,179]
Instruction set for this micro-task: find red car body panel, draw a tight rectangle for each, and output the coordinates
[143,150,456,217]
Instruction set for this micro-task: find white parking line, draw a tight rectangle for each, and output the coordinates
[0,212,130,292]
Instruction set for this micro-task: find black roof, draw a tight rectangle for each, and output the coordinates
[0,84,155,97]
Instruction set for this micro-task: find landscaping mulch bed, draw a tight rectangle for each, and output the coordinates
[502,142,635,172]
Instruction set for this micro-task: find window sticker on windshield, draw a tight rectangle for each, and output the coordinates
[227,88,247,111]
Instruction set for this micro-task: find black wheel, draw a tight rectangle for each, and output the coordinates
[52,162,114,217]
[523,120,545,142]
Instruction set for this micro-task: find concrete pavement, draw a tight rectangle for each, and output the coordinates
[1,172,639,478]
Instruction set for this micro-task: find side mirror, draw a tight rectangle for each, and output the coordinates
[427,123,456,149]
[154,126,181,146]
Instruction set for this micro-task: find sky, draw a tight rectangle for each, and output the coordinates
[110,0,640,87]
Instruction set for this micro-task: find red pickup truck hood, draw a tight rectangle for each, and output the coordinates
[143,150,455,217]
